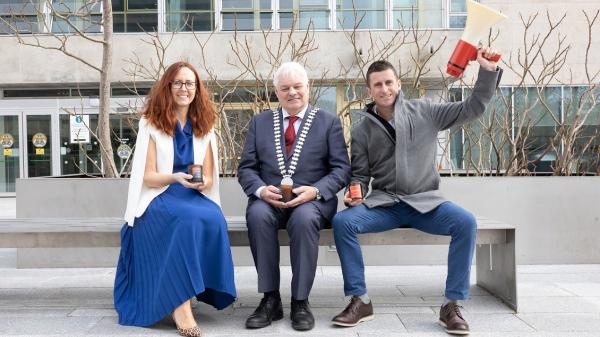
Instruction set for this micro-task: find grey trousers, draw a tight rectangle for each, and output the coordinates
[246,198,326,300]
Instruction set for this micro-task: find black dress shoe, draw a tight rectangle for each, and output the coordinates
[245,295,283,329]
[290,298,315,331]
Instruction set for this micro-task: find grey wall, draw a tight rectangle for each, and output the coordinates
[1,0,599,87]
[440,177,600,264]
[16,176,600,265]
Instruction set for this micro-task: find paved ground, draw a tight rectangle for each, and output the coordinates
[1,264,600,336]
[1,197,600,336]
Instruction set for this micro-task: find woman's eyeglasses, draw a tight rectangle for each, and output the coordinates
[171,80,197,90]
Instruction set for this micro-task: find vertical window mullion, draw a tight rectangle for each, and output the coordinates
[158,0,166,33]
[560,85,565,161]
[43,0,52,33]
[215,0,222,31]
[385,0,394,29]
[272,0,278,30]
[445,0,450,28]
[330,0,335,30]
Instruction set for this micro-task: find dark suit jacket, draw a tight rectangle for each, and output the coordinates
[238,106,351,222]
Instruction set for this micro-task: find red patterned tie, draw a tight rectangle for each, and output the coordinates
[285,116,299,155]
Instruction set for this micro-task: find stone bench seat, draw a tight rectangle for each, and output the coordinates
[0,216,517,311]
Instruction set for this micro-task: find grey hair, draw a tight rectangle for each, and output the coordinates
[273,62,309,88]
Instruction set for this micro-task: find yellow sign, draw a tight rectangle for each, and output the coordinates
[3,148,12,156]
[36,148,45,155]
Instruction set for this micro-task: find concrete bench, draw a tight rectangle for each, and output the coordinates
[0,216,517,311]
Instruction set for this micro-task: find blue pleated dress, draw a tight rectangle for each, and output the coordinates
[114,120,237,327]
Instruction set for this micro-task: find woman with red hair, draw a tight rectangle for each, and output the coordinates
[114,61,236,336]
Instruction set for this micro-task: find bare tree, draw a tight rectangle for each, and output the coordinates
[444,10,599,176]
[3,0,117,177]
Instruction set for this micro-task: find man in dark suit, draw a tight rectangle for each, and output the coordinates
[238,62,350,331]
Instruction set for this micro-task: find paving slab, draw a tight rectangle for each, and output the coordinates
[0,265,599,336]
[517,296,600,314]
[518,282,575,297]
[0,316,102,335]
[517,313,600,332]
[555,282,600,296]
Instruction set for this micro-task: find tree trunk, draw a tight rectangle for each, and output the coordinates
[99,0,117,177]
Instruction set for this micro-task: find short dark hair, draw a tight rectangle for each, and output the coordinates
[366,60,398,86]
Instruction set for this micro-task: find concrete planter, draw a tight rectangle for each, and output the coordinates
[16,177,246,218]
[15,176,600,264]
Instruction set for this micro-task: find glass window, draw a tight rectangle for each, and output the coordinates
[125,13,158,32]
[110,114,138,175]
[0,0,43,34]
[221,0,272,31]
[279,0,329,30]
[3,88,70,98]
[514,87,561,173]
[457,87,512,172]
[215,87,277,104]
[113,0,158,32]
[128,0,157,10]
[219,108,255,174]
[222,11,271,30]
[59,114,102,175]
[51,0,102,33]
[448,0,467,28]
[392,0,443,29]
[26,115,52,177]
[337,0,384,29]
[311,86,336,114]
[564,86,600,126]
[563,86,600,174]
[0,115,20,192]
[166,0,213,31]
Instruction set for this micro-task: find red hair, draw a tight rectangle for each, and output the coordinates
[142,61,216,138]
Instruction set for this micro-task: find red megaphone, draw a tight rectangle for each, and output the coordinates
[447,0,507,78]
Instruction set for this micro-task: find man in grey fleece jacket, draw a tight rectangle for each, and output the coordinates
[331,49,502,335]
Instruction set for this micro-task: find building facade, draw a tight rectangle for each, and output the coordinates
[0,0,598,194]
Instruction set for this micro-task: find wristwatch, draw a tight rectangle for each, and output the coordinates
[313,186,322,200]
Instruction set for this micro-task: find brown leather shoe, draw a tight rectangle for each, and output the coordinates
[331,296,374,327]
[439,302,470,335]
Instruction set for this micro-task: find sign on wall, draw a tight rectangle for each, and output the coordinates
[70,115,90,143]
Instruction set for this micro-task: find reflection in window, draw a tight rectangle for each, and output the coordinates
[392,0,443,29]
[448,0,467,28]
[563,86,600,174]
[455,87,512,172]
[336,0,385,29]
[219,109,254,174]
[0,115,19,192]
[26,115,52,177]
[514,87,561,173]
[59,114,101,175]
[279,0,329,30]
[113,0,158,32]
[0,0,43,34]
[110,114,138,175]
[337,0,385,29]
[311,86,336,114]
[221,0,272,31]
[51,0,102,33]
[166,0,213,31]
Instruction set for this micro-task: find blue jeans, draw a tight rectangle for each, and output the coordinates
[332,201,477,301]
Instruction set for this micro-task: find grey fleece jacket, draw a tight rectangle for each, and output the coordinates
[351,67,502,213]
